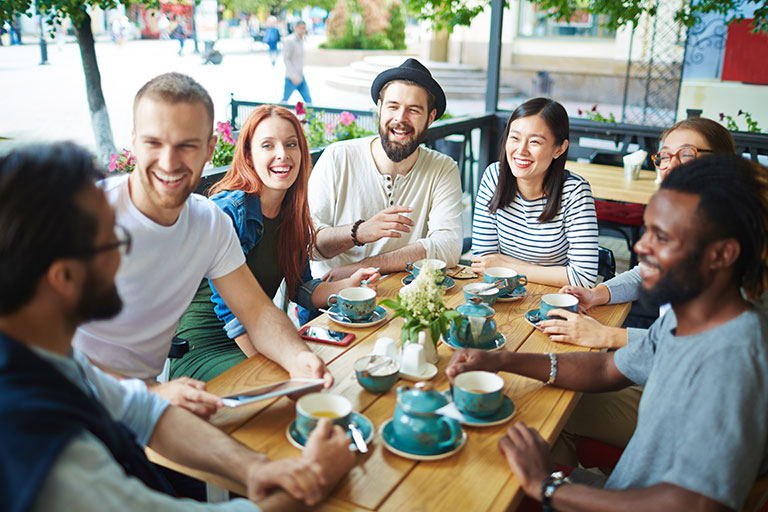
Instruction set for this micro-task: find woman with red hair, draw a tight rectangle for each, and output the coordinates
[171,105,379,381]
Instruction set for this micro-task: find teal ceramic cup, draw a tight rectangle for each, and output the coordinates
[295,393,352,439]
[540,293,578,320]
[354,355,400,393]
[405,259,447,284]
[462,282,499,306]
[327,287,376,321]
[483,267,527,295]
[452,371,504,418]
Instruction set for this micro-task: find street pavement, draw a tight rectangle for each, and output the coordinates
[0,34,488,155]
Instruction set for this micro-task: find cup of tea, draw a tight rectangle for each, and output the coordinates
[452,371,504,418]
[405,259,447,284]
[539,293,579,321]
[295,393,352,439]
[483,267,527,295]
[327,287,377,321]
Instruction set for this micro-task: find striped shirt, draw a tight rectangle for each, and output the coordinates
[471,162,599,287]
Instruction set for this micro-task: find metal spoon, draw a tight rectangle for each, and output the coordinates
[348,423,368,453]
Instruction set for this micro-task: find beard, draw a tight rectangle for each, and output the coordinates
[638,248,706,309]
[378,118,429,163]
[76,268,123,324]
[137,163,200,211]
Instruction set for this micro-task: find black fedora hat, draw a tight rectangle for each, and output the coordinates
[370,58,446,119]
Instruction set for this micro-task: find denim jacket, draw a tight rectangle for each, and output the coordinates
[209,189,320,338]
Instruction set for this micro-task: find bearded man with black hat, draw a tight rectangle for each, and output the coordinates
[308,58,463,280]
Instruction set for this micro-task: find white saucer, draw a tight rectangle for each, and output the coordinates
[399,362,438,381]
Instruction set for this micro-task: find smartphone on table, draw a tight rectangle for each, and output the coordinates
[298,325,355,346]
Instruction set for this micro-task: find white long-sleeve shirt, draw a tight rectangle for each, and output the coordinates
[471,162,599,287]
[308,137,463,277]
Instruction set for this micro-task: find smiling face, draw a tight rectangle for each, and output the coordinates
[130,98,216,225]
[635,189,707,307]
[657,128,712,181]
[505,114,568,190]
[377,82,435,163]
[249,115,302,198]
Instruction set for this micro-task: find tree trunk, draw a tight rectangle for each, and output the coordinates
[73,13,116,166]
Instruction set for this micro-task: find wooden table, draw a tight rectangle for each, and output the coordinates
[149,272,630,511]
[567,160,659,205]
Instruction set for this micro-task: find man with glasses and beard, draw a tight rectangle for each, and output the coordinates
[0,143,356,511]
[308,59,463,280]
[446,155,768,511]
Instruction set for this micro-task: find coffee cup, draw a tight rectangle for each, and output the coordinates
[295,392,352,439]
[463,282,499,306]
[539,293,578,320]
[405,259,447,284]
[452,371,504,418]
[327,287,376,321]
[483,267,527,295]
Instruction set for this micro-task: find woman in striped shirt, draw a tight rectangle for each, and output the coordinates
[471,98,598,288]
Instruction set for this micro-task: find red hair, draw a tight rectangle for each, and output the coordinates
[209,105,316,295]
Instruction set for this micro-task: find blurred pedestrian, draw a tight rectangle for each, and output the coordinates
[281,20,312,104]
[263,16,280,66]
[170,16,187,56]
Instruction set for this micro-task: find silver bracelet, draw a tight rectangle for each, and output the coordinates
[546,352,557,385]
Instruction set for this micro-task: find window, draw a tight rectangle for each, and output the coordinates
[518,1,616,38]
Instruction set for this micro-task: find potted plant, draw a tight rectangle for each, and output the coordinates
[380,262,459,364]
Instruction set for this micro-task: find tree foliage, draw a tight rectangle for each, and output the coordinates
[403,0,768,34]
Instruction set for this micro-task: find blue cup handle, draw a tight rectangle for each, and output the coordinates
[405,262,414,272]
[517,275,528,287]
[327,295,339,307]
[437,417,462,450]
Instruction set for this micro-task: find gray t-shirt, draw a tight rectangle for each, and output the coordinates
[607,308,768,509]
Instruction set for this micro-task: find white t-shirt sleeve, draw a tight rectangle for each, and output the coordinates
[307,146,338,233]
[205,205,247,280]
[416,156,463,266]
[32,433,261,512]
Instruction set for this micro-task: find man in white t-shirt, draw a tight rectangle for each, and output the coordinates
[308,58,463,280]
[74,73,331,416]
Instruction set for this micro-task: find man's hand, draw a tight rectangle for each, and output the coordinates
[289,351,334,388]
[539,309,613,348]
[303,419,356,495]
[356,205,414,244]
[245,456,326,506]
[470,254,516,273]
[151,378,223,419]
[289,74,302,86]
[558,285,607,313]
[498,422,553,501]
[445,349,501,381]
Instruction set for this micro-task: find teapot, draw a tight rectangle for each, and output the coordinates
[449,298,498,349]
[393,382,462,454]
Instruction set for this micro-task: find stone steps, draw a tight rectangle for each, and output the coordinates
[325,56,521,100]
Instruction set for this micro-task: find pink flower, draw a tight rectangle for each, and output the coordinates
[325,122,336,137]
[339,111,355,126]
[109,154,118,172]
[591,104,598,112]
[577,108,583,116]
[719,113,725,121]
[296,102,306,115]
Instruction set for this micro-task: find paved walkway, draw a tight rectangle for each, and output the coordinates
[0,35,493,154]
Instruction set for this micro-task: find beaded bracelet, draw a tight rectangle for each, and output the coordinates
[546,352,557,385]
[351,219,365,247]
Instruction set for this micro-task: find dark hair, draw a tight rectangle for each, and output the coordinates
[661,117,736,154]
[133,72,214,136]
[0,142,103,314]
[662,154,768,299]
[489,98,569,222]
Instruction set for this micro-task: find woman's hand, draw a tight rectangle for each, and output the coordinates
[470,254,517,274]
[346,267,381,292]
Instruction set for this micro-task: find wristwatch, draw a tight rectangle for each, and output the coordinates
[541,471,569,512]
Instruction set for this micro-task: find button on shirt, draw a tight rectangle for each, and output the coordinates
[308,137,464,277]
[30,347,259,512]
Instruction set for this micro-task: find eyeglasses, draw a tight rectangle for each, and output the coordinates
[651,147,712,170]
[88,224,132,257]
